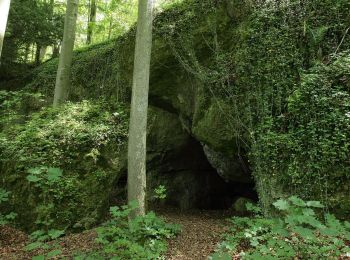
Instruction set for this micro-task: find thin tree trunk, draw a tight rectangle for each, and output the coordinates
[0,0,11,61]
[127,0,154,218]
[35,43,41,65]
[52,43,60,58]
[40,46,47,61]
[31,44,35,61]
[53,0,79,107]
[108,16,112,40]
[86,0,96,44]
[24,43,30,63]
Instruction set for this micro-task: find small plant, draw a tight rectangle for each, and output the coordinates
[26,167,64,231]
[25,228,65,260]
[0,188,17,225]
[154,185,167,200]
[212,196,350,259]
[80,202,180,259]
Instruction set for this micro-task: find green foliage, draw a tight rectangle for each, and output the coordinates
[0,188,17,225]
[0,90,45,132]
[26,167,65,231]
[252,53,350,216]
[25,228,64,260]
[153,185,167,200]
[2,0,64,64]
[0,100,128,231]
[78,203,180,259]
[212,197,350,259]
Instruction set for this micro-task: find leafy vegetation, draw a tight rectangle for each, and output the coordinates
[252,53,350,217]
[0,97,128,231]
[0,189,17,226]
[212,197,350,259]
[90,203,180,259]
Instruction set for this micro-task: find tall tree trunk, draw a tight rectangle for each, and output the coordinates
[86,0,96,45]
[0,0,11,61]
[35,43,41,65]
[24,43,30,63]
[53,0,79,107]
[107,16,112,40]
[127,0,154,218]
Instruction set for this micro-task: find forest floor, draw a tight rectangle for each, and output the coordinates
[160,208,230,260]
[0,208,231,259]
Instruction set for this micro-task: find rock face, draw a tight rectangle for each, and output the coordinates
[146,106,252,210]
[203,145,250,183]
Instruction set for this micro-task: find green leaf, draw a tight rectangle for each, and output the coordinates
[26,175,41,183]
[292,226,316,240]
[273,199,289,211]
[288,196,306,207]
[32,255,45,260]
[306,201,324,208]
[47,249,62,257]
[47,168,63,182]
[302,208,316,216]
[27,168,42,175]
[48,229,65,239]
[25,241,43,251]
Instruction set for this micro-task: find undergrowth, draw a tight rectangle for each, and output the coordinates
[27,203,180,260]
[211,197,350,259]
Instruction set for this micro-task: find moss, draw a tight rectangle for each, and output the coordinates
[0,100,128,231]
[193,99,239,155]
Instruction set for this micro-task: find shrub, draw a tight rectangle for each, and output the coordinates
[76,203,180,259]
[212,197,350,259]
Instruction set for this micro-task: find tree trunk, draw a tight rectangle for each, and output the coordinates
[35,43,41,65]
[39,46,47,61]
[24,43,30,63]
[86,0,96,45]
[52,43,60,58]
[107,16,112,40]
[53,0,79,107]
[127,0,154,218]
[0,0,11,61]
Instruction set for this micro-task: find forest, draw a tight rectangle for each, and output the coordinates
[0,0,350,259]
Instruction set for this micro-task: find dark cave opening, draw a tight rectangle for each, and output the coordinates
[150,137,258,211]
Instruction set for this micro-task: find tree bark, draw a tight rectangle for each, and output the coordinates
[53,0,79,107]
[35,43,41,65]
[86,0,96,45]
[0,0,11,61]
[107,16,112,40]
[127,0,154,218]
[52,43,60,58]
[40,46,47,61]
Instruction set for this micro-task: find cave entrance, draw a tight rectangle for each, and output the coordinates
[149,137,257,211]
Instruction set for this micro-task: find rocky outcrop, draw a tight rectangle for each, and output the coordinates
[8,0,349,219]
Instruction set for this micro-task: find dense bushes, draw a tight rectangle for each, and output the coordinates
[0,96,128,231]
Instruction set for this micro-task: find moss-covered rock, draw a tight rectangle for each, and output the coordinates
[0,100,128,231]
[232,197,253,214]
